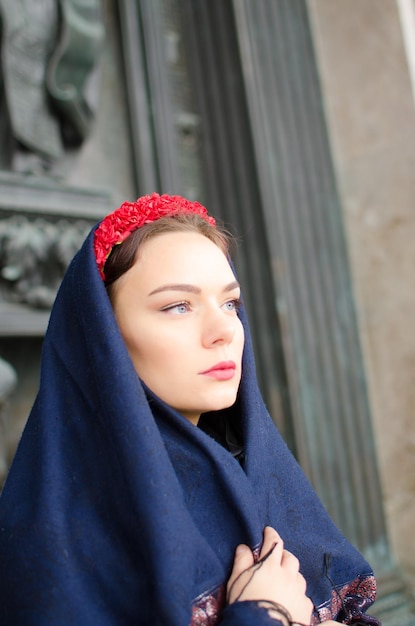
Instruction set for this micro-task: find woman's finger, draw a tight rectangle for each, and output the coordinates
[281,549,300,573]
[227,544,254,584]
[258,526,283,562]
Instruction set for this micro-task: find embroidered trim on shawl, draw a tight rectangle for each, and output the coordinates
[191,583,226,625]
[312,574,377,625]
[190,547,263,625]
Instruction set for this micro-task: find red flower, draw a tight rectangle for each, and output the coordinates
[93,193,216,280]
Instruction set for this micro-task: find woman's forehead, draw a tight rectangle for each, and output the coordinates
[120,231,237,292]
[142,231,232,270]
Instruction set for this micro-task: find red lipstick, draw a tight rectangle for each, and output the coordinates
[200,361,236,381]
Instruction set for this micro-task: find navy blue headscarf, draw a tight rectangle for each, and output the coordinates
[0,220,379,625]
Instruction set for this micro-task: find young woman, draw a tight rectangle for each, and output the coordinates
[0,194,380,625]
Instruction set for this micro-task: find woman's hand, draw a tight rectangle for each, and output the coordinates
[227,526,314,625]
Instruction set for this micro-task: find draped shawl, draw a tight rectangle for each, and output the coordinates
[0,228,380,625]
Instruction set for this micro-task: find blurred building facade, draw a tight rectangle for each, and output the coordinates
[0,1,414,623]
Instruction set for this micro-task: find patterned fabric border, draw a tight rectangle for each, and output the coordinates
[191,573,378,625]
[191,584,226,626]
[313,574,378,625]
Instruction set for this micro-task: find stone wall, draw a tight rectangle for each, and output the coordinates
[308,0,415,594]
[0,0,136,488]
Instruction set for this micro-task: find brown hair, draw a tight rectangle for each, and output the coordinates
[104,212,232,297]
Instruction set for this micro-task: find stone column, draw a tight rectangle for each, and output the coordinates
[0,357,17,489]
[306,0,415,597]
[232,1,414,623]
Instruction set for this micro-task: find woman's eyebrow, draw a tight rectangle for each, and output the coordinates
[223,280,240,293]
[148,280,240,297]
[148,284,201,296]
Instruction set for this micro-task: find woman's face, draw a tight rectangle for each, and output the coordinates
[111,231,245,424]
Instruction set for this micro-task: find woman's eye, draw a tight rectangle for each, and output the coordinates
[222,298,241,313]
[162,302,190,315]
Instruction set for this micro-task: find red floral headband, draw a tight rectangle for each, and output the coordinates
[93,192,216,280]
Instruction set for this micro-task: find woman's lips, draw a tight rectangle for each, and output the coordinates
[200,361,236,380]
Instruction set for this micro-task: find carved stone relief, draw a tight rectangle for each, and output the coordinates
[0,0,104,174]
[0,0,132,490]
[0,215,90,309]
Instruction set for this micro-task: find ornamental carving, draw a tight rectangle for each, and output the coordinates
[0,215,90,309]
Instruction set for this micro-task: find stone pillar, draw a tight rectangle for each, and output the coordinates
[0,357,17,488]
[232,1,414,623]
[307,0,415,611]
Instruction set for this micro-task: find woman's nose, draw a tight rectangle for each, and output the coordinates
[201,308,236,348]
